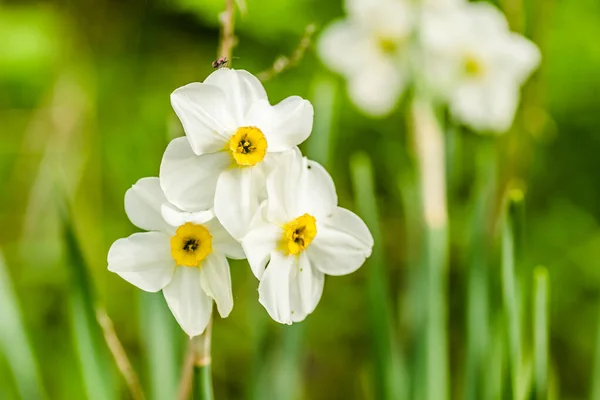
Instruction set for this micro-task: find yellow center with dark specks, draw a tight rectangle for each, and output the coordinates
[170,223,212,267]
[281,214,317,255]
[229,126,268,166]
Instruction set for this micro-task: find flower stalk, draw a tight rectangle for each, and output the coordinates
[218,0,236,61]
[410,98,449,400]
[192,318,214,400]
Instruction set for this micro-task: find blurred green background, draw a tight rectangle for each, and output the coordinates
[1,0,600,399]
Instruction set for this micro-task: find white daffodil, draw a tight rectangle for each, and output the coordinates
[421,2,541,132]
[107,177,244,337]
[161,68,313,240]
[241,150,374,324]
[416,0,464,10]
[318,0,413,117]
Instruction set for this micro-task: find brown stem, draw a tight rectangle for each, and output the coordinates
[257,23,317,81]
[95,307,146,400]
[218,0,236,63]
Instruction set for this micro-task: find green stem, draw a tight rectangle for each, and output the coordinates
[410,98,449,400]
[533,267,549,400]
[192,318,214,400]
[193,364,213,400]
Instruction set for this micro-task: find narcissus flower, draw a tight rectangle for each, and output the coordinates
[161,68,314,240]
[241,150,374,324]
[318,0,413,116]
[107,177,244,337]
[421,2,541,132]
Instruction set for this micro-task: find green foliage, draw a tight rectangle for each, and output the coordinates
[0,0,599,398]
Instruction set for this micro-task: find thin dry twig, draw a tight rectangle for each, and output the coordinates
[96,307,146,400]
[218,0,237,63]
[257,23,317,81]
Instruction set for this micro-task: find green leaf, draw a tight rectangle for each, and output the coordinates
[0,251,47,400]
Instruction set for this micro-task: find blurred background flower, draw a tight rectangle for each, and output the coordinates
[1,0,600,399]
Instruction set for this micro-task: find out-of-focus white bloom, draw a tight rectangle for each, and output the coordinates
[415,0,464,10]
[318,0,413,117]
[421,2,541,132]
[241,150,374,324]
[161,68,313,240]
[107,177,244,337]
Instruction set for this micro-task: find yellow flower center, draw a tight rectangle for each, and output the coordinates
[464,55,485,78]
[281,214,317,256]
[170,222,213,267]
[228,126,268,167]
[378,37,398,54]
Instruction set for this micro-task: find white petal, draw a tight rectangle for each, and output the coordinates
[107,232,175,292]
[160,137,230,212]
[241,202,282,279]
[318,20,374,76]
[450,80,519,133]
[308,207,373,276]
[170,83,236,154]
[347,60,406,117]
[245,97,314,152]
[265,149,337,221]
[495,33,541,84]
[163,267,213,337]
[462,2,509,36]
[346,0,413,38]
[298,159,337,219]
[214,166,265,240]
[203,217,245,260]
[124,177,170,233]
[199,253,233,318]
[290,253,324,323]
[161,204,214,227]
[485,83,520,133]
[450,81,487,130]
[258,251,295,325]
[265,149,303,224]
[204,69,268,123]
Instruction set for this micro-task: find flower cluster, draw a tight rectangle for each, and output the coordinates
[318,0,541,133]
[108,69,374,337]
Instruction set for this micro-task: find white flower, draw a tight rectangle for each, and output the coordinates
[107,177,245,337]
[416,0,464,10]
[421,2,541,132]
[241,150,374,324]
[318,0,413,116]
[161,68,314,240]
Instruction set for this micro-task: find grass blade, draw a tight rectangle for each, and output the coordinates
[0,251,47,400]
[464,142,496,400]
[591,299,600,400]
[533,267,549,400]
[139,292,181,400]
[63,219,116,400]
[350,152,406,400]
[502,218,522,400]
